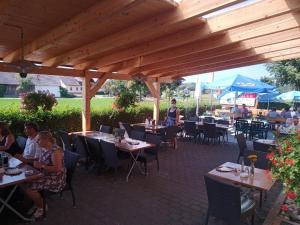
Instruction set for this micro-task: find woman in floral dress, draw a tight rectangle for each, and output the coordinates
[23,131,66,219]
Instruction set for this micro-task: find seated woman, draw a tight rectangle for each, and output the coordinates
[23,131,66,219]
[0,122,22,156]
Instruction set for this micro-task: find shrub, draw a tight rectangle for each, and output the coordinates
[59,86,76,98]
[20,92,57,112]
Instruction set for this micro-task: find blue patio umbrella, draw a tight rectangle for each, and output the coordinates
[207,74,275,93]
[276,91,300,102]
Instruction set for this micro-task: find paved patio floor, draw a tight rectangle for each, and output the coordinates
[3,137,281,225]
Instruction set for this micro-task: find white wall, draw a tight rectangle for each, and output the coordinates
[34,86,61,97]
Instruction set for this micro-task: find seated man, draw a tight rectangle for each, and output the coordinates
[15,122,42,163]
[231,104,241,119]
[267,108,281,120]
[240,104,249,118]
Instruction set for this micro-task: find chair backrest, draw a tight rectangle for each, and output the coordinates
[64,150,80,186]
[100,140,120,169]
[236,133,247,157]
[250,121,265,130]
[244,150,270,170]
[76,135,91,158]
[235,119,249,131]
[99,125,111,134]
[216,119,230,125]
[189,116,199,122]
[145,133,161,155]
[204,116,214,123]
[253,141,273,152]
[203,123,217,138]
[58,130,72,151]
[132,125,146,132]
[165,126,178,139]
[130,130,145,141]
[85,137,102,162]
[204,175,241,225]
[121,122,133,136]
[16,136,27,150]
[113,128,125,137]
[183,121,197,135]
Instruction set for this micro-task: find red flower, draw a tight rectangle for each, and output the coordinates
[266,152,274,159]
[285,158,295,166]
[286,191,297,200]
[281,204,289,212]
[272,159,277,166]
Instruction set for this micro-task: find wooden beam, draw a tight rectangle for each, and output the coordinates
[3,0,143,63]
[90,73,110,97]
[74,0,300,70]
[145,80,160,122]
[42,0,245,67]
[82,72,91,131]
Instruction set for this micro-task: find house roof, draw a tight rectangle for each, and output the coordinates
[0,72,79,86]
[0,1,299,82]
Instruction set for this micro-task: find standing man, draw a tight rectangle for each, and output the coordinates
[15,122,42,162]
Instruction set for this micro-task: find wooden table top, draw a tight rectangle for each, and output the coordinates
[72,131,155,152]
[208,162,275,191]
[0,157,43,189]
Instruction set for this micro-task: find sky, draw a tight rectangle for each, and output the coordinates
[183,63,270,83]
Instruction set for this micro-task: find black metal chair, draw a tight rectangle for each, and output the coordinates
[42,151,80,216]
[216,119,230,125]
[129,130,145,141]
[188,116,199,122]
[183,121,198,142]
[57,130,73,151]
[204,116,214,123]
[236,133,247,163]
[76,135,92,170]
[253,140,274,152]
[249,121,266,140]
[121,122,133,137]
[99,125,111,134]
[235,119,250,137]
[132,125,146,132]
[203,123,221,144]
[137,133,161,173]
[204,175,255,225]
[160,126,178,149]
[100,140,124,172]
[85,137,104,174]
[112,128,125,137]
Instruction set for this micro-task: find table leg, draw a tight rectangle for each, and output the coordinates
[126,150,145,182]
[0,185,34,222]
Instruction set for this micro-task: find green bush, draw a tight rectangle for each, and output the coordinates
[59,86,76,98]
[0,104,201,136]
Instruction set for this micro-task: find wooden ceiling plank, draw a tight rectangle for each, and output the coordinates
[74,0,300,70]
[42,0,245,67]
[3,0,142,63]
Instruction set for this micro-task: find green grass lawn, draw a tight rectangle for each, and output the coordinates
[0,95,217,113]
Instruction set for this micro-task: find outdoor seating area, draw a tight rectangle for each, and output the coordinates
[0,0,300,225]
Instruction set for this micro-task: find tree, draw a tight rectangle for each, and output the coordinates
[17,77,34,93]
[161,79,183,101]
[266,59,300,90]
[260,76,275,86]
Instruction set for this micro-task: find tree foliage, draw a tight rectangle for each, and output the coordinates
[16,77,34,93]
[260,76,275,86]
[266,59,300,90]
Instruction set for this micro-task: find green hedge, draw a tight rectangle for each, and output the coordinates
[0,105,205,136]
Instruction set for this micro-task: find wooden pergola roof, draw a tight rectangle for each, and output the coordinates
[0,0,299,82]
[1,0,300,131]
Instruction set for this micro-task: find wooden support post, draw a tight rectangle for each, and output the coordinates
[145,80,160,124]
[82,73,91,131]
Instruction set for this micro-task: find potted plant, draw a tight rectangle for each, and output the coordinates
[267,132,300,222]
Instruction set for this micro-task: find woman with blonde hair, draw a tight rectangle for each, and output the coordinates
[0,121,22,155]
[23,131,66,219]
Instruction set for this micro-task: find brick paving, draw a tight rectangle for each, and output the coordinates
[2,137,281,225]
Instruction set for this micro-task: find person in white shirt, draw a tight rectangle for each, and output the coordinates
[145,114,153,126]
[15,122,42,162]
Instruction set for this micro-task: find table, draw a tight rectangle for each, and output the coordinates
[131,123,166,133]
[72,131,155,181]
[208,162,275,207]
[0,156,43,221]
[253,139,277,152]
